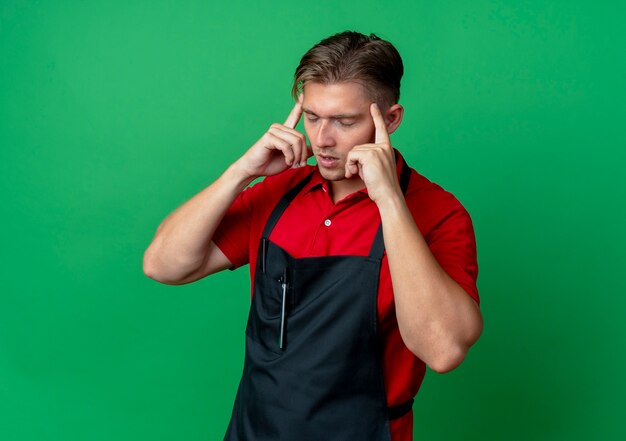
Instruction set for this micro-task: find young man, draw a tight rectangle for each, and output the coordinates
[143,31,483,441]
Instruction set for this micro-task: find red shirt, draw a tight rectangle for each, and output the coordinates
[213,152,479,441]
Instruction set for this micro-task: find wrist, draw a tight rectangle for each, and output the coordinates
[223,160,257,192]
[376,190,409,220]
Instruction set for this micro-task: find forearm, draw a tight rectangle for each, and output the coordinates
[143,161,253,282]
[143,99,308,283]
[379,195,483,373]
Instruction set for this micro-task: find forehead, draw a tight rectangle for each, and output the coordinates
[302,82,371,116]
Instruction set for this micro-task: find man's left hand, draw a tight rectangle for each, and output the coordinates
[345,103,402,205]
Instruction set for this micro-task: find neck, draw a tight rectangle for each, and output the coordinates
[329,177,365,203]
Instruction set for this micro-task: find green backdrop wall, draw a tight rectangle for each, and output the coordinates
[1,1,624,440]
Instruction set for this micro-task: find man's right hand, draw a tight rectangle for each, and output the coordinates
[143,98,311,285]
[234,97,311,180]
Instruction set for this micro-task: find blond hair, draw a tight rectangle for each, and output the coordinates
[292,31,404,107]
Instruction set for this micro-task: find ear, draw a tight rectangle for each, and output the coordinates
[384,104,404,135]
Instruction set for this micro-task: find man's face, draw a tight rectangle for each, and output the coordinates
[302,82,377,182]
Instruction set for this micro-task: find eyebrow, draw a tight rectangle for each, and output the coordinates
[302,107,359,119]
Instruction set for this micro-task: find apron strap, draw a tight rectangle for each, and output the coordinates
[261,171,315,239]
[259,171,315,273]
[388,397,414,420]
[368,156,412,260]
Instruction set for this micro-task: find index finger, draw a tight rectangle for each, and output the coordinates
[284,94,304,129]
[370,103,390,145]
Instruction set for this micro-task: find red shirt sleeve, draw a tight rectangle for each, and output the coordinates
[212,182,261,270]
[424,194,480,305]
[406,174,480,305]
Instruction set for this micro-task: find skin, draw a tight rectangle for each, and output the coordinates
[143,81,483,373]
[301,82,403,202]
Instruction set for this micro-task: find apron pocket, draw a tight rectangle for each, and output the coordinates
[245,327,283,359]
[257,270,286,319]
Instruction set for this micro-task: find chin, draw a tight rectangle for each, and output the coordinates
[317,166,346,182]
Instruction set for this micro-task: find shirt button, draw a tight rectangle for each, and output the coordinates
[324,219,332,227]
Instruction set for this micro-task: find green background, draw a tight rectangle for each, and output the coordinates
[1,0,624,439]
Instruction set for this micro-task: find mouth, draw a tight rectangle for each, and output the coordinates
[316,153,340,168]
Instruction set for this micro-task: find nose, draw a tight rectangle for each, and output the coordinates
[314,119,335,148]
